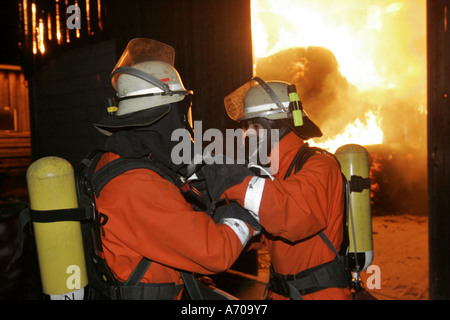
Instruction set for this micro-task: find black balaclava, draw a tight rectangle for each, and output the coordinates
[102,98,194,175]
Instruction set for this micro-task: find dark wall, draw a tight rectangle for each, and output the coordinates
[104,0,252,130]
[427,0,450,300]
[29,0,253,166]
[0,0,20,65]
[29,40,116,165]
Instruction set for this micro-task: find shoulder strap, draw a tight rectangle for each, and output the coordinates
[283,144,348,258]
[284,143,339,180]
[82,150,204,300]
[87,153,178,197]
[123,258,152,287]
[180,272,203,300]
[284,143,312,179]
[88,151,207,210]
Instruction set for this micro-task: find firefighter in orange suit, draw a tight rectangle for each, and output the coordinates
[90,38,259,300]
[201,78,353,300]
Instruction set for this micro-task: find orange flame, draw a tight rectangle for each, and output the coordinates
[310,110,383,153]
[251,0,426,152]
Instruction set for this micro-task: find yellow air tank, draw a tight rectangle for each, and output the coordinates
[26,156,88,299]
[335,144,374,274]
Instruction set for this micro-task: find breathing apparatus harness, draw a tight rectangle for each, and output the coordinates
[265,143,370,300]
[237,78,371,299]
[7,150,209,300]
[74,149,211,300]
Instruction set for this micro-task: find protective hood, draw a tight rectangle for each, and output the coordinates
[94,103,171,136]
[101,102,194,173]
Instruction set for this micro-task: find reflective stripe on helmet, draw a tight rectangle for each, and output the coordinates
[112,66,171,95]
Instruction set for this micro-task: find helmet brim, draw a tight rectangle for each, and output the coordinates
[94,104,171,136]
[226,79,323,140]
[290,116,323,140]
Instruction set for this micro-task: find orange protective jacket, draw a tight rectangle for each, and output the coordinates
[94,152,252,299]
[224,132,352,300]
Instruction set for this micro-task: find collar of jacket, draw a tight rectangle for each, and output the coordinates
[270,131,306,178]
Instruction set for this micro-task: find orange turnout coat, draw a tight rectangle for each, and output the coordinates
[94,152,253,299]
[224,132,353,300]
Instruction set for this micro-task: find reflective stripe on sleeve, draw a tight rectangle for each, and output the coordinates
[221,218,251,247]
[244,176,265,222]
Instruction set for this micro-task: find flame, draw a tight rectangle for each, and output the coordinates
[309,110,383,153]
[38,19,46,54]
[24,0,104,54]
[251,0,426,152]
[31,3,36,54]
[47,13,52,40]
[56,0,62,44]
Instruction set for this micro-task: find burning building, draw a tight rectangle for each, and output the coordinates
[251,0,427,215]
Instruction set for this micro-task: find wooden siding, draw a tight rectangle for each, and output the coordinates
[0,132,31,177]
[0,66,31,199]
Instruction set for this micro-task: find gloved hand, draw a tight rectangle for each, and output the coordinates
[214,201,261,232]
[186,170,213,215]
[201,159,254,202]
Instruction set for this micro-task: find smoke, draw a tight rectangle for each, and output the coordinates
[255,46,367,138]
[254,46,427,215]
[252,0,427,151]
[256,46,426,142]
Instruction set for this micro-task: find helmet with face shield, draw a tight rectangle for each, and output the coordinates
[94,38,194,136]
[224,78,322,172]
[224,77,322,140]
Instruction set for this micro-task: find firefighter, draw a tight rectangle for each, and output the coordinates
[89,38,259,299]
[201,78,353,300]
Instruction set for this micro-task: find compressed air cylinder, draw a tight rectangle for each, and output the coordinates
[26,157,88,299]
[335,144,373,272]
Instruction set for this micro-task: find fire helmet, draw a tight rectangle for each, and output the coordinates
[94,38,193,136]
[224,77,322,139]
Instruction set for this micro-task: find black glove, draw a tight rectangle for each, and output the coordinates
[185,170,213,214]
[213,201,261,232]
[201,160,254,203]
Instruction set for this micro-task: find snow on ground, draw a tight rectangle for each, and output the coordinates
[360,214,428,300]
[256,214,429,300]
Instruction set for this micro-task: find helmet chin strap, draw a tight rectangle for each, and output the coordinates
[177,95,195,138]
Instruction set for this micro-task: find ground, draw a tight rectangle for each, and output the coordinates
[220,213,429,300]
[359,214,428,300]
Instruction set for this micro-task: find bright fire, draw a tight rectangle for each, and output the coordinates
[251,0,427,152]
[25,0,104,54]
[310,110,383,153]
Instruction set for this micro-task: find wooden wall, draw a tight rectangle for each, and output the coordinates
[0,65,31,200]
